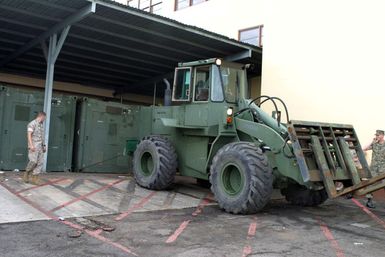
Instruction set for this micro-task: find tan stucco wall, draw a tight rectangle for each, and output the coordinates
[151,0,385,145]
[261,0,385,145]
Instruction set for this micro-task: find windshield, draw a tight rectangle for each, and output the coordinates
[220,67,244,103]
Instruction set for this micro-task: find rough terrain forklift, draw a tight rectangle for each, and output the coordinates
[128,58,385,214]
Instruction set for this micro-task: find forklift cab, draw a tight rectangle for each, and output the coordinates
[171,58,247,105]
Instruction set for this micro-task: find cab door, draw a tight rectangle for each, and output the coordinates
[184,65,210,127]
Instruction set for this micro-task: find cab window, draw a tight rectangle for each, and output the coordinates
[172,67,192,101]
[194,66,210,102]
[211,65,224,102]
[221,67,242,103]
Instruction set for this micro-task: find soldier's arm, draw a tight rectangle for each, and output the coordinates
[27,131,35,151]
[27,122,35,151]
[363,142,373,151]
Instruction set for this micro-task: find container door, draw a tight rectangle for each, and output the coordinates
[1,100,40,170]
[47,99,70,171]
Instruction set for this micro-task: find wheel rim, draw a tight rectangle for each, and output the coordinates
[220,164,244,196]
[140,152,154,176]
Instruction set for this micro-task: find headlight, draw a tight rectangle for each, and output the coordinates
[215,58,222,66]
[226,108,233,116]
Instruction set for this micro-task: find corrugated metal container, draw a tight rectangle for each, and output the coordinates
[0,85,76,171]
[0,86,6,165]
[74,98,139,173]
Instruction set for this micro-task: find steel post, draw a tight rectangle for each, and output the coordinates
[42,27,70,172]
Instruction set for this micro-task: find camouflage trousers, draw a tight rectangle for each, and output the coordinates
[26,143,44,175]
[371,163,385,177]
[366,163,385,199]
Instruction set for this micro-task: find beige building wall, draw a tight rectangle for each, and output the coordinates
[261,0,385,146]
[113,0,385,145]
[151,0,385,145]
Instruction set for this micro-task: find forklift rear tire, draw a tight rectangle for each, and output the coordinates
[210,142,273,214]
[282,184,328,206]
[133,136,177,190]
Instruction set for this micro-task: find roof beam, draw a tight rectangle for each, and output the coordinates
[115,71,174,95]
[23,0,76,12]
[26,51,158,77]
[16,57,142,81]
[64,42,173,69]
[0,4,205,60]
[74,24,204,59]
[0,36,164,75]
[36,49,162,74]
[22,0,232,56]
[225,50,252,62]
[0,16,184,63]
[0,2,96,67]
[91,15,228,56]
[91,0,262,54]
[5,63,133,88]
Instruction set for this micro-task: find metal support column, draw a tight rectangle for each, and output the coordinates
[42,26,70,172]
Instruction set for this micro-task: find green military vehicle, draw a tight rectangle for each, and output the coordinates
[129,58,385,214]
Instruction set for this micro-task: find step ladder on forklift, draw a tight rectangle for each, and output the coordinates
[288,120,385,198]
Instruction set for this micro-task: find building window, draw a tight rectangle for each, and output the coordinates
[239,25,264,47]
[175,0,208,11]
[127,0,163,14]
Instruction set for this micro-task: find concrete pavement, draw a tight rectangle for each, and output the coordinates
[1,171,385,257]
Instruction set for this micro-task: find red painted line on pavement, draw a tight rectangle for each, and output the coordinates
[241,218,258,257]
[166,195,211,244]
[115,191,157,221]
[241,245,252,257]
[90,228,103,236]
[16,178,68,194]
[192,197,211,216]
[0,181,57,220]
[247,221,257,238]
[50,178,126,212]
[351,198,385,229]
[165,220,191,244]
[318,219,345,257]
[0,180,137,256]
[62,220,137,256]
[86,229,138,256]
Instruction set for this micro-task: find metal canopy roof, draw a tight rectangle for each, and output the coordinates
[0,0,262,96]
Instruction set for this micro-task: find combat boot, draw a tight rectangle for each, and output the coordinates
[30,175,42,185]
[366,198,375,209]
[22,170,31,183]
[24,161,37,183]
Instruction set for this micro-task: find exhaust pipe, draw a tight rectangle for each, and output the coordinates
[163,78,171,106]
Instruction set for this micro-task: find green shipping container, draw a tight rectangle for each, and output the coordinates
[0,86,6,162]
[0,85,77,171]
[74,98,139,173]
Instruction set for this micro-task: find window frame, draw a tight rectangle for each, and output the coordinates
[172,67,193,102]
[127,0,163,13]
[238,25,264,47]
[174,0,208,11]
[192,65,211,103]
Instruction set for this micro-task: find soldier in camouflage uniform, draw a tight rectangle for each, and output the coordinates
[23,112,46,185]
[363,129,385,208]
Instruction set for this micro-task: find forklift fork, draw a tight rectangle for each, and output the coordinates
[288,120,385,198]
